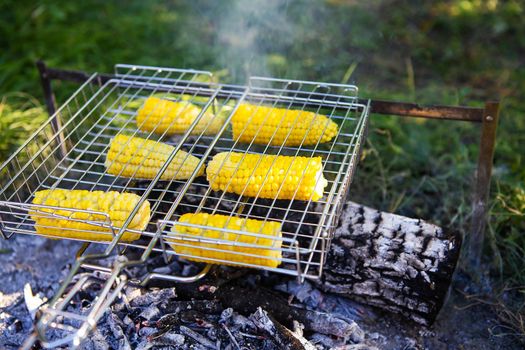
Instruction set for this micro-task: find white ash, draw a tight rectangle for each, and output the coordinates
[0,233,81,349]
[37,273,369,349]
[0,225,370,349]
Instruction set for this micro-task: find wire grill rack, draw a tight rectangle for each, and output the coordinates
[0,64,369,347]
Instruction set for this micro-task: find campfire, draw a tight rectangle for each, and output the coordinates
[1,63,464,349]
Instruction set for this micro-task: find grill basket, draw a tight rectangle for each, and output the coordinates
[0,64,369,348]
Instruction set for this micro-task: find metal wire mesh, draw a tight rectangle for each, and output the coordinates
[0,64,368,280]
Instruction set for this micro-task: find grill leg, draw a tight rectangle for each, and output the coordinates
[466,101,500,273]
[36,60,68,159]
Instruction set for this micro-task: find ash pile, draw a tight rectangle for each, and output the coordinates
[29,252,372,350]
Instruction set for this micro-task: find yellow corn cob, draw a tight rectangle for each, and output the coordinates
[206,152,327,201]
[168,213,282,268]
[31,189,150,241]
[105,134,204,180]
[231,103,338,146]
[136,97,225,136]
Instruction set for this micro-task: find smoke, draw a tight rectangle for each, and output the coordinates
[181,0,357,84]
[212,0,296,83]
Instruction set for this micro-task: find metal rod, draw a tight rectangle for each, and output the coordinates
[37,64,485,122]
[466,101,501,271]
[21,62,500,272]
[140,263,212,285]
[36,60,68,159]
[36,61,58,120]
[369,99,484,122]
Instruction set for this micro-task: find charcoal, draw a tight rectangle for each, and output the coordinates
[151,266,172,275]
[219,307,234,322]
[331,345,379,350]
[306,312,364,343]
[180,325,217,349]
[79,328,111,350]
[309,333,342,349]
[1,230,376,350]
[160,300,223,315]
[130,288,177,307]
[106,312,127,339]
[180,309,216,327]
[181,263,200,277]
[135,339,154,350]
[138,326,157,338]
[156,313,180,330]
[250,307,316,350]
[151,331,185,346]
[220,323,241,349]
[139,306,161,321]
[8,319,23,333]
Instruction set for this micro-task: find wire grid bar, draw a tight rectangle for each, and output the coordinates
[0,65,368,281]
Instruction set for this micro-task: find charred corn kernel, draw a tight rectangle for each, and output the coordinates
[168,213,282,268]
[31,189,150,241]
[105,134,204,180]
[206,152,327,201]
[137,97,225,136]
[231,103,338,146]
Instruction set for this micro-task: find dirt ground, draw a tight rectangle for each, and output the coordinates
[360,286,520,349]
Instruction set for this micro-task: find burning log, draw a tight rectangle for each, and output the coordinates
[318,201,461,325]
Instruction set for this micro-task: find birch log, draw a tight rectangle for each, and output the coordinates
[318,201,461,326]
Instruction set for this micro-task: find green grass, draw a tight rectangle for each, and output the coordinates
[1,0,523,287]
[0,93,47,160]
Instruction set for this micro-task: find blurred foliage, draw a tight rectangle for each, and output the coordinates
[0,0,523,283]
[0,93,47,160]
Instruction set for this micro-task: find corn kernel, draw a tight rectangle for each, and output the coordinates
[137,97,225,136]
[168,213,282,268]
[31,189,150,242]
[232,103,338,146]
[206,152,328,201]
[105,134,204,180]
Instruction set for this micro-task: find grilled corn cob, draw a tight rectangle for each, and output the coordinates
[137,97,225,136]
[206,152,327,201]
[31,189,150,241]
[168,213,282,268]
[106,134,204,180]
[231,103,338,146]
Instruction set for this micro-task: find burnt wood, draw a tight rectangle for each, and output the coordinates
[251,308,316,350]
[318,201,461,326]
